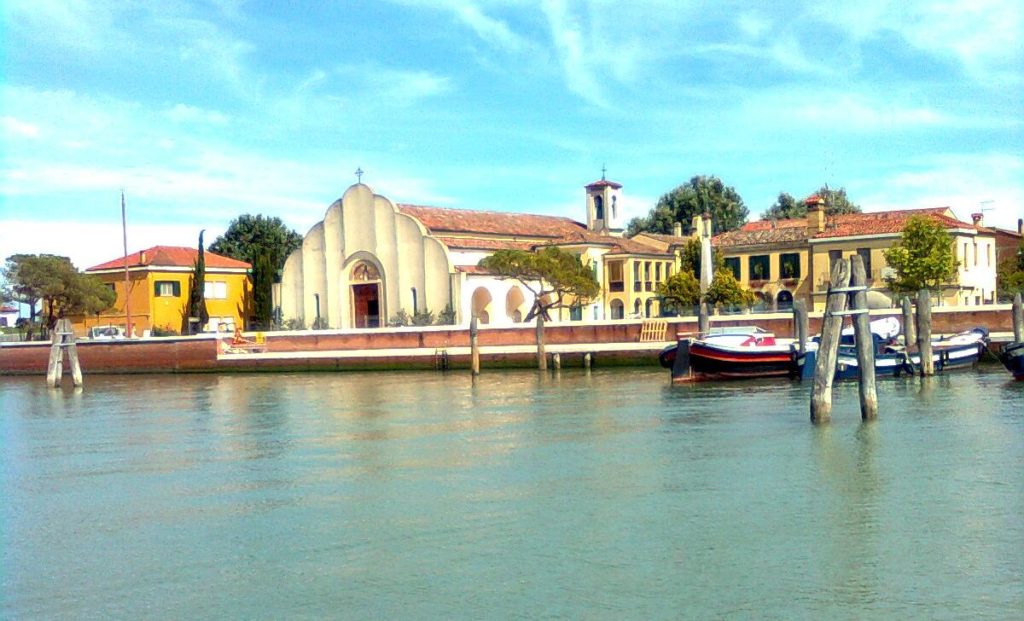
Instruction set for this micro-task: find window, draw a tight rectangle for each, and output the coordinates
[203,281,227,299]
[611,195,617,219]
[724,257,740,280]
[748,255,770,281]
[973,242,978,266]
[779,253,801,279]
[633,262,642,292]
[856,248,871,277]
[963,242,969,268]
[155,281,180,297]
[655,263,662,283]
[607,261,624,292]
[828,250,842,272]
[594,195,604,220]
[569,305,582,321]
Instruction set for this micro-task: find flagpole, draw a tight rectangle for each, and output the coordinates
[122,189,132,337]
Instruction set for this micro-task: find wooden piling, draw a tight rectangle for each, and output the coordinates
[536,312,547,371]
[698,302,709,337]
[469,316,480,376]
[849,255,877,420]
[916,289,934,375]
[810,258,851,423]
[46,318,82,388]
[1013,292,1023,342]
[552,352,561,369]
[792,299,808,355]
[901,296,916,349]
[583,352,592,369]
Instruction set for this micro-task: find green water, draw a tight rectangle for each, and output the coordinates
[2,368,1022,619]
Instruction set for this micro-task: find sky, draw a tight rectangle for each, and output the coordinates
[2,0,1022,273]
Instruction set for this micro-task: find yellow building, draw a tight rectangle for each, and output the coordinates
[74,246,251,336]
[712,198,998,312]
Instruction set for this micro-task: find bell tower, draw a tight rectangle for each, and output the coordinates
[585,169,624,237]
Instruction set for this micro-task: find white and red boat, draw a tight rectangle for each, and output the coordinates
[660,327,816,382]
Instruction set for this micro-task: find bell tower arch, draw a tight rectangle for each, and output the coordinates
[585,170,624,237]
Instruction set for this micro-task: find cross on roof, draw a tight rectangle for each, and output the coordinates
[601,164,606,180]
[355,167,364,183]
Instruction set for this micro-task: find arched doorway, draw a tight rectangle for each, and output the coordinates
[633,299,642,318]
[610,299,624,320]
[472,287,492,324]
[506,286,525,322]
[350,261,382,328]
[776,290,794,311]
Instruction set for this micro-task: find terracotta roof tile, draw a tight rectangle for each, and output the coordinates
[87,246,251,271]
[713,208,979,248]
[810,208,973,239]
[436,237,537,251]
[639,232,692,244]
[585,179,623,190]
[398,204,587,239]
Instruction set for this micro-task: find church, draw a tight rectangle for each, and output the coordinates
[279,178,685,329]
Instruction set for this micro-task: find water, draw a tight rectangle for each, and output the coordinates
[2,368,1022,619]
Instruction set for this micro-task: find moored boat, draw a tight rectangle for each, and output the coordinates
[661,327,816,382]
[832,327,989,380]
[998,341,1024,380]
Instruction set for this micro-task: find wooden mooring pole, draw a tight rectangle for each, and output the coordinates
[46,317,83,388]
[849,255,877,420]
[901,296,916,349]
[536,313,547,371]
[792,299,808,355]
[1013,292,1023,342]
[469,316,480,376]
[698,302,710,337]
[916,289,934,376]
[810,259,850,423]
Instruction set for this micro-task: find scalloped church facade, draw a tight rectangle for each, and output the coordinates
[280,179,684,329]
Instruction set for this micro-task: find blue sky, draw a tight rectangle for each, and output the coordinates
[2,0,1022,271]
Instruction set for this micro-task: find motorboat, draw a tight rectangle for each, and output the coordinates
[661,327,816,382]
[997,341,1024,380]
[831,327,989,380]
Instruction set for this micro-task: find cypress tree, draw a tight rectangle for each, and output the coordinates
[183,230,210,334]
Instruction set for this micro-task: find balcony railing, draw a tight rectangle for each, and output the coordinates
[609,281,624,292]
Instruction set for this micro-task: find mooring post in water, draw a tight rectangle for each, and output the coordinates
[849,255,878,420]
[536,312,547,371]
[792,299,808,355]
[583,352,592,370]
[901,296,916,349]
[469,316,480,376]
[1013,292,1023,342]
[810,258,851,423]
[916,289,934,375]
[46,317,82,388]
[698,302,709,337]
[552,352,561,370]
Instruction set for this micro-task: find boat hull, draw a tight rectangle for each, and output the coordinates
[669,339,803,382]
[999,341,1024,380]
[834,337,986,380]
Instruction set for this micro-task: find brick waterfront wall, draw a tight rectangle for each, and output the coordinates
[1,305,1016,375]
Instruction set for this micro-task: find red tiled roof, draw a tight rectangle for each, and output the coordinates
[399,203,671,258]
[712,208,978,248]
[810,208,972,239]
[87,246,251,271]
[639,232,692,244]
[455,265,493,274]
[585,179,623,190]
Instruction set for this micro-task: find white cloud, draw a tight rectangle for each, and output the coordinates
[541,0,607,107]
[859,153,1024,231]
[1,116,40,138]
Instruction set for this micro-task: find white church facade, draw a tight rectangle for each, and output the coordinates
[279,178,685,329]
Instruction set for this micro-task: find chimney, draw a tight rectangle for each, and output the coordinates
[673,222,682,237]
[971,212,983,227]
[1018,218,1022,235]
[140,251,147,264]
[805,195,826,235]
[691,214,703,239]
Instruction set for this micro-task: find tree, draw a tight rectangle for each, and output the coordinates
[657,271,701,314]
[760,186,862,220]
[627,175,748,236]
[478,247,600,321]
[703,268,756,310]
[1,254,115,329]
[997,238,1024,301]
[760,192,804,220]
[882,215,958,294]
[183,231,210,334]
[676,237,723,279]
[209,214,302,327]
